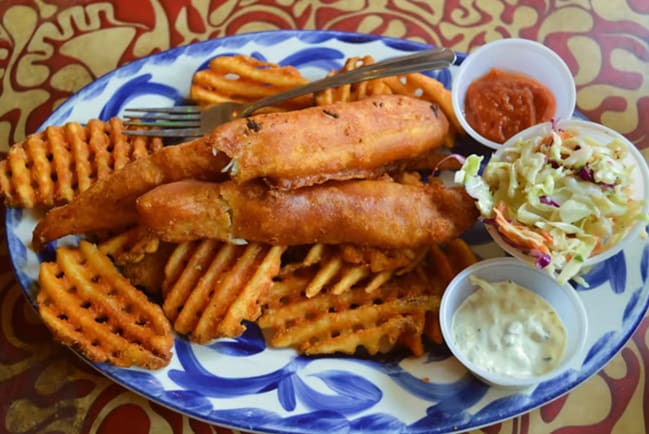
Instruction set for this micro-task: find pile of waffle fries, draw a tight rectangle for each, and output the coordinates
[2,54,476,369]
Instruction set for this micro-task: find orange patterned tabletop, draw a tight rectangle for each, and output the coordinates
[1,1,648,434]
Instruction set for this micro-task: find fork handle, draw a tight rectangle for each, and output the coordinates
[239,47,456,117]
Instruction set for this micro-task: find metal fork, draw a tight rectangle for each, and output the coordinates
[123,47,456,137]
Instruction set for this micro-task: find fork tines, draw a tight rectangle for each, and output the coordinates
[123,105,202,137]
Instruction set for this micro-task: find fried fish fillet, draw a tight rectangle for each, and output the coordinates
[136,178,479,248]
[314,55,461,137]
[211,94,449,189]
[32,96,448,249]
[32,136,230,250]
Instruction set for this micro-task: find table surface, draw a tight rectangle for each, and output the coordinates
[1,1,648,433]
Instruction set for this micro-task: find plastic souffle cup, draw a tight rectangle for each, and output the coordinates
[439,258,588,389]
[484,118,649,279]
[451,38,576,150]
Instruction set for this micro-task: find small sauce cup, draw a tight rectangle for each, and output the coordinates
[439,258,589,389]
[452,38,576,149]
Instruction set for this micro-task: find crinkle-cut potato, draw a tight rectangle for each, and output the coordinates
[162,239,285,343]
[98,225,162,265]
[260,271,435,357]
[118,243,176,296]
[0,118,163,209]
[338,244,428,274]
[97,225,175,296]
[259,239,477,356]
[314,55,394,105]
[314,55,463,146]
[278,243,428,298]
[190,54,312,111]
[37,240,173,369]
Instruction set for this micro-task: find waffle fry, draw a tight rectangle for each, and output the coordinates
[98,225,162,265]
[0,118,163,209]
[422,240,478,344]
[445,237,479,270]
[36,240,173,369]
[260,239,477,356]
[260,271,435,356]
[314,56,393,105]
[96,225,173,295]
[118,243,176,296]
[190,55,312,111]
[162,239,285,342]
[339,244,428,273]
[278,244,426,298]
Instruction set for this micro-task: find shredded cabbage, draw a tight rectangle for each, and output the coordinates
[454,154,493,215]
[457,127,647,285]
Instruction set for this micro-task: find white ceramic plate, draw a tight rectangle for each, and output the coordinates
[6,30,649,434]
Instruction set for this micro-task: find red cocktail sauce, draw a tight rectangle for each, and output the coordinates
[464,68,556,144]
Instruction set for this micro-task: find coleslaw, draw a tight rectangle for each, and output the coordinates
[455,126,648,284]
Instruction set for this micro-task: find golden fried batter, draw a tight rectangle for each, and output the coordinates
[211,94,449,188]
[32,136,230,250]
[136,178,479,249]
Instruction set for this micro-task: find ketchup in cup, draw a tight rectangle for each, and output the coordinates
[464,68,556,144]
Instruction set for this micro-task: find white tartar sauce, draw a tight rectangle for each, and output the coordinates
[451,275,567,378]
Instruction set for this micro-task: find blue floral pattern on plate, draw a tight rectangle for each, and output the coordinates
[6,30,649,434]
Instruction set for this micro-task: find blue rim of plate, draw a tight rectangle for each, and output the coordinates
[5,30,649,434]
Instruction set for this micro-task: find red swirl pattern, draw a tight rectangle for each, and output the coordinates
[0,1,648,433]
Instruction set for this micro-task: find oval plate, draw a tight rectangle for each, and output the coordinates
[6,30,649,434]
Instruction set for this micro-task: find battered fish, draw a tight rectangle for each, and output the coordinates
[211,94,449,189]
[32,95,448,249]
[136,179,479,248]
[32,136,230,250]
